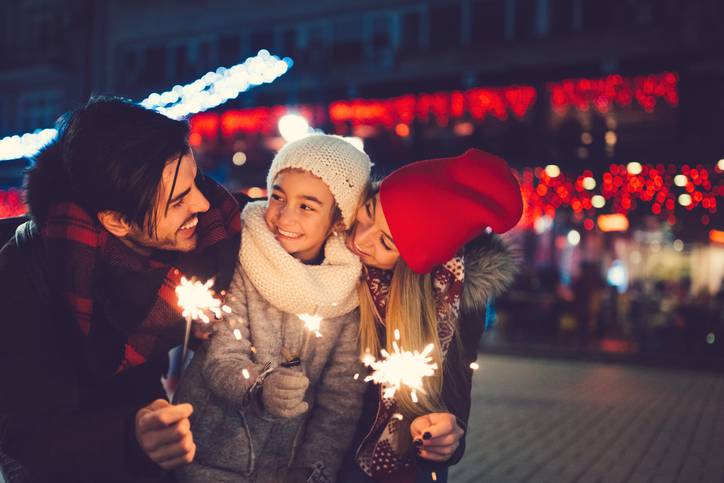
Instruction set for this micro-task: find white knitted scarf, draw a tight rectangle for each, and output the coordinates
[239,201,362,318]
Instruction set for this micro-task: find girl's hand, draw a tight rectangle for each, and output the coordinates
[410,412,464,462]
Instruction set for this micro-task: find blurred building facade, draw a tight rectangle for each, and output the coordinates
[1,0,722,360]
[1,0,723,162]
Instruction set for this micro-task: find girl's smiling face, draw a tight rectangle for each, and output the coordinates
[264,169,340,263]
[346,194,401,270]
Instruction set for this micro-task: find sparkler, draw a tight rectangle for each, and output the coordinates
[363,330,438,403]
[294,312,324,371]
[175,276,231,362]
[297,313,323,338]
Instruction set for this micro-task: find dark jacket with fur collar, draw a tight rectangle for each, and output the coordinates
[0,212,245,483]
[345,234,519,481]
[441,234,519,465]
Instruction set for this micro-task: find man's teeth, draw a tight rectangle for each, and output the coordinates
[180,218,198,230]
[278,228,301,238]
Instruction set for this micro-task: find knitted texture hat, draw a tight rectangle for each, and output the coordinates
[267,134,372,228]
[379,148,523,274]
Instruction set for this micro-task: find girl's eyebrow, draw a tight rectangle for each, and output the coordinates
[273,184,323,205]
[301,194,323,205]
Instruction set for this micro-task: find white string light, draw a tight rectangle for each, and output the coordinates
[0,50,293,161]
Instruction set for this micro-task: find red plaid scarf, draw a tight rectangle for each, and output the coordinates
[356,257,464,482]
[41,175,241,377]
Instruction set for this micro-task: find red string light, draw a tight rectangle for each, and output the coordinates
[548,72,678,114]
[0,189,26,218]
[190,72,678,142]
[516,162,719,231]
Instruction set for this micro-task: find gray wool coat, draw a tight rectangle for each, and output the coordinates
[174,266,366,483]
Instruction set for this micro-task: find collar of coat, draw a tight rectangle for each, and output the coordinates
[38,175,241,377]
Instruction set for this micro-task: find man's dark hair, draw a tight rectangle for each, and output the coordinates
[26,96,190,236]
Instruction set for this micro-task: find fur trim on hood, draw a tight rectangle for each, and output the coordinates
[461,233,520,317]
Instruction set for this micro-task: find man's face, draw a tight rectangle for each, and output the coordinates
[126,151,210,253]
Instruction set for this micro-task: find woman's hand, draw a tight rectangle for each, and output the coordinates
[410,412,464,462]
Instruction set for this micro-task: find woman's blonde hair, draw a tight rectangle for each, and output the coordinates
[356,183,448,452]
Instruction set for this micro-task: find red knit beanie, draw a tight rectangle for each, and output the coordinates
[379,148,522,274]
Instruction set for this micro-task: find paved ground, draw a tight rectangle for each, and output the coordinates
[450,355,724,483]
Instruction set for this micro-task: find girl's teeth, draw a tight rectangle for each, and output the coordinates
[279,229,301,238]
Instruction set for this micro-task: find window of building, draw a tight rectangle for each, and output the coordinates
[580,0,612,31]
[401,10,422,52]
[370,15,391,50]
[429,3,461,50]
[20,0,63,55]
[331,18,364,64]
[116,45,141,88]
[18,90,61,131]
[515,0,538,40]
[471,0,506,44]
[174,45,192,81]
[549,0,575,36]
[281,28,298,58]
[219,35,241,65]
[251,30,273,54]
[140,45,167,85]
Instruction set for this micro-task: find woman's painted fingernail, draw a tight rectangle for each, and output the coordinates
[423,432,432,440]
[413,439,423,447]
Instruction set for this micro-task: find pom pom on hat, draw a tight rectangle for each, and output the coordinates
[267,134,372,228]
[379,148,522,274]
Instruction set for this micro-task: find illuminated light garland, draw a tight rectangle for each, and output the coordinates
[516,162,719,231]
[191,73,677,144]
[3,160,718,231]
[0,50,293,161]
[203,86,536,142]
[548,72,678,114]
[140,50,293,120]
[0,129,58,163]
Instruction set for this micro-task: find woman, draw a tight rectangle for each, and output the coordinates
[340,148,523,482]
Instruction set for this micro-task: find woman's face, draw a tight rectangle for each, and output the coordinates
[346,194,400,270]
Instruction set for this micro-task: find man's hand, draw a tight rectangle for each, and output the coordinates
[262,366,310,418]
[135,399,196,470]
[191,320,214,340]
[410,412,464,462]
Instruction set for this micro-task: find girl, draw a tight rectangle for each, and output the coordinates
[341,149,523,483]
[175,134,371,483]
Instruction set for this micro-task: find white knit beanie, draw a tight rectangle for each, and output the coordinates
[266,134,372,228]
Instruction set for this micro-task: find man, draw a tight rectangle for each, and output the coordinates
[0,97,243,482]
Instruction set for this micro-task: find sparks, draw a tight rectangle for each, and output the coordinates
[175,276,231,362]
[353,373,360,380]
[364,340,438,402]
[233,329,242,340]
[392,413,404,421]
[297,313,323,338]
[362,348,376,366]
[242,368,250,380]
[175,276,226,322]
[470,362,480,370]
